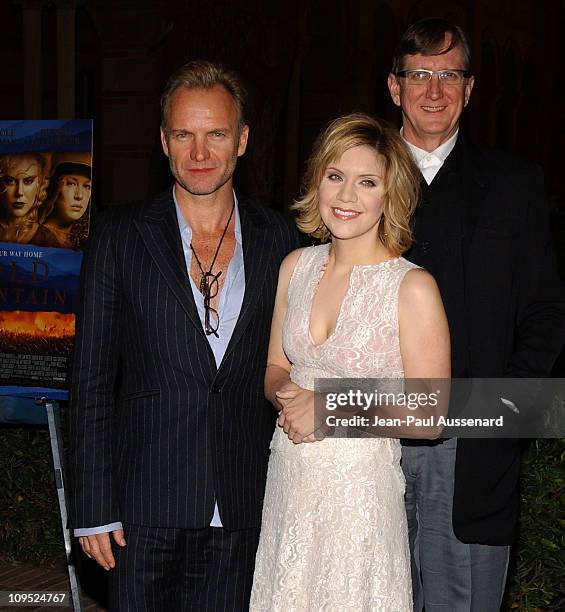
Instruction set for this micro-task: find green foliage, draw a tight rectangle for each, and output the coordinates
[505,439,565,611]
[0,428,563,610]
[0,426,63,563]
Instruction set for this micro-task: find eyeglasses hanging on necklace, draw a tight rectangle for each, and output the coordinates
[190,203,235,337]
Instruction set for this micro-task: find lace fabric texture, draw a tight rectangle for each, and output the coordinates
[250,244,418,611]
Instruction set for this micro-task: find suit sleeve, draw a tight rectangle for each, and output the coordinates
[506,166,565,378]
[290,217,314,249]
[68,214,123,528]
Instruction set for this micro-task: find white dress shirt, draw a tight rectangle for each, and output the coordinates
[401,128,458,184]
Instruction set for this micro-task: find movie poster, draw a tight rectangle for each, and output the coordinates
[0,120,92,389]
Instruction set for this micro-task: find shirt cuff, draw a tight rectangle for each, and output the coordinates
[74,522,123,537]
[75,506,223,535]
[210,501,223,527]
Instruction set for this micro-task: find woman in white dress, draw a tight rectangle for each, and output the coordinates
[250,113,450,611]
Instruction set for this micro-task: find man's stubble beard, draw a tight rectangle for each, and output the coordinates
[168,149,239,198]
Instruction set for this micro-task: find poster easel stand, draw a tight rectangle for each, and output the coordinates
[0,388,83,612]
[39,397,83,612]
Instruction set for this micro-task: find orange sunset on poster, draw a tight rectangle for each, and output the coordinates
[0,311,75,337]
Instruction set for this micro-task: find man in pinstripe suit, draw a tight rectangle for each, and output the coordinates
[69,61,304,610]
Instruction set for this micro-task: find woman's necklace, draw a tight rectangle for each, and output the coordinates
[190,203,235,295]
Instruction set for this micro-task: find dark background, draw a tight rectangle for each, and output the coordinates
[2,1,563,209]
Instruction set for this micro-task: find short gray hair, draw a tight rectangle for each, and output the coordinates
[160,60,247,131]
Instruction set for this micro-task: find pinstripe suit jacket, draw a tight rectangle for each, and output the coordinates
[69,189,304,531]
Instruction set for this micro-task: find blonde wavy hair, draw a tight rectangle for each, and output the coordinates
[291,113,421,256]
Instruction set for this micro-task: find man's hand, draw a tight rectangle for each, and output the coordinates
[78,529,126,570]
[276,383,318,443]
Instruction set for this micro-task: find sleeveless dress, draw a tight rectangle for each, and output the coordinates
[250,244,417,612]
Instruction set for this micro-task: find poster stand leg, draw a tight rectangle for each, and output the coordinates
[40,398,83,612]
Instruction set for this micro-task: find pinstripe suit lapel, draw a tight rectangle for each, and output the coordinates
[221,195,272,363]
[134,189,206,338]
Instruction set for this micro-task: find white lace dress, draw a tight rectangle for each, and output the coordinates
[250,244,417,611]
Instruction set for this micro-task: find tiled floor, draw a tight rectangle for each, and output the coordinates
[0,562,107,611]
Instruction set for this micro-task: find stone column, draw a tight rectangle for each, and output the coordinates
[22,0,43,119]
[56,0,77,118]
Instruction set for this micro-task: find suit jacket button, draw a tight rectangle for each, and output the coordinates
[421,241,430,253]
[211,385,221,394]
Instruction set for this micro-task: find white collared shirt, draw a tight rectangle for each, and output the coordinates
[401,128,458,185]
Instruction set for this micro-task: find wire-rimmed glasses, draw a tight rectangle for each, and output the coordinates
[199,271,221,337]
[396,69,472,84]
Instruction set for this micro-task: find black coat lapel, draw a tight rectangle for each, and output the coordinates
[220,195,272,364]
[456,137,491,269]
[133,189,206,339]
[432,135,490,269]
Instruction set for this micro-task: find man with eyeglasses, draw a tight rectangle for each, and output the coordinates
[387,18,565,612]
[69,60,304,610]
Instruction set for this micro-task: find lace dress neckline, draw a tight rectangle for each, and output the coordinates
[307,243,402,348]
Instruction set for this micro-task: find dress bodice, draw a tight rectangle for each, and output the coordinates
[271,243,419,455]
[283,243,419,390]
